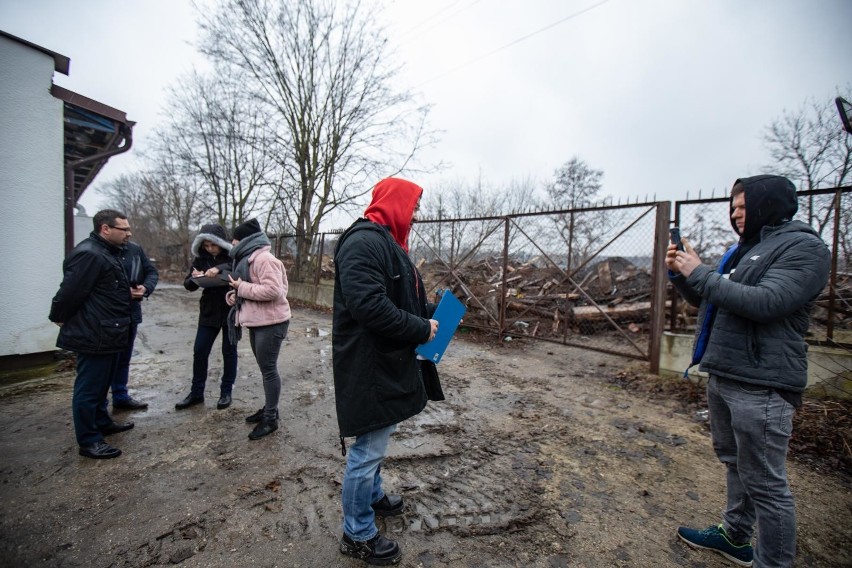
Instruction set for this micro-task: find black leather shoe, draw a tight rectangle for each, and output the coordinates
[340,532,401,565]
[175,395,204,410]
[216,394,232,409]
[372,494,404,517]
[248,419,278,440]
[100,421,135,436]
[79,441,122,459]
[113,397,148,410]
[245,408,278,423]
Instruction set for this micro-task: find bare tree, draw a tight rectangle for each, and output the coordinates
[764,88,852,238]
[414,175,541,264]
[197,0,437,277]
[763,87,852,269]
[157,70,279,231]
[543,156,618,269]
[99,165,204,270]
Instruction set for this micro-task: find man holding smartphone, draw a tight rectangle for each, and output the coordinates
[667,175,830,567]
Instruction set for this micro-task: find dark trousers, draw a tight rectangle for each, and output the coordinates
[103,323,137,405]
[249,320,289,420]
[191,323,238,397]
[73,352,120,446]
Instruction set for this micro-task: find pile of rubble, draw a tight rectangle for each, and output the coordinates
[418,256,657,338]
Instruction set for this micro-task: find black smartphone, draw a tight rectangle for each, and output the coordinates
[669,227,684,251]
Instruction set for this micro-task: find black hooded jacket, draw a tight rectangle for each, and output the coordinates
[670,175,831,392]
[333,220,433,437]
[332,178,436,438]
[184,224,233,327]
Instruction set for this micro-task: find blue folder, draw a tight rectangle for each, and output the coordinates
[415,290,466,364]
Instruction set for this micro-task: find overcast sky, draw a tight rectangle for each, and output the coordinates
[2,0,850,221]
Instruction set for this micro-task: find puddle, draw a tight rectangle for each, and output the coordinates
[305,327,329,338]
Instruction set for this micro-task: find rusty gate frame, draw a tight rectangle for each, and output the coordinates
[409,200,671,371]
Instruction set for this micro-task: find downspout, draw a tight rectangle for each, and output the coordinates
[63,124,133,252]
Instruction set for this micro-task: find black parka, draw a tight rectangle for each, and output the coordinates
[49,233,132,354]
[332,220,433,437]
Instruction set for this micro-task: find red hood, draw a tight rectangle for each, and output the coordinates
[364,177,423,252]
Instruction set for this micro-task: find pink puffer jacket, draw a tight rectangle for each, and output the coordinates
[235,246,291,328]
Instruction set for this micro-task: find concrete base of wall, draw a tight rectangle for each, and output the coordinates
[659,331,852,399]
[288,279,334,309]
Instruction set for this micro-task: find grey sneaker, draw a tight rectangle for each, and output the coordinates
[677,524,753,567]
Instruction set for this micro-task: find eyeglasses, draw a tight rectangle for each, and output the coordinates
[109,225,132,232]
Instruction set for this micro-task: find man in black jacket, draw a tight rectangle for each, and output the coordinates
[50,210,136,459]
[333,178,438,565]
[103,240,158,411]
[668,176,831,567]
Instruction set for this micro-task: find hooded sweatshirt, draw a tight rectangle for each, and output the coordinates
[363,177,423,252]
[671,175,831,397]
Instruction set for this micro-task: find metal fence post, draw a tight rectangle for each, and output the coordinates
[649,201,671,373]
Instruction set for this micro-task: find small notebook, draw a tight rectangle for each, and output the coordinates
[415,291,466,364]
[190,271,231,288]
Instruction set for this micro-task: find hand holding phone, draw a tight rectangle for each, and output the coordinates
[669,227,684,251]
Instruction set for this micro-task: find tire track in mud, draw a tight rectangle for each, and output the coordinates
[112,465,342,567]
[387,352,696,566]
[386,358,557,539]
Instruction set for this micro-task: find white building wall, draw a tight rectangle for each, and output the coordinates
[0,36,66,356]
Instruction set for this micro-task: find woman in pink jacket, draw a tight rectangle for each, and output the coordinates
[225,219,291,440]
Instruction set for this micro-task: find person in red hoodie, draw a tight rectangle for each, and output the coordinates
[225,219,291,440]
[332,178,440,565]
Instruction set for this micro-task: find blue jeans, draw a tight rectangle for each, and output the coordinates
[708,375,796,568]
[191,323,238,397]
[342,424,396,541]
[74,352,120,446]
[248,321,289,420]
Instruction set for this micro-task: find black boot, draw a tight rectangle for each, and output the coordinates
[175,394,204,410]
[371,494,404,517]
[246,408,278,423]
[248,418,278,440]
[216,394,232,409]
[339,532,401,565]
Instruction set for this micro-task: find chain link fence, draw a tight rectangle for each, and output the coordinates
[271,188,849,374]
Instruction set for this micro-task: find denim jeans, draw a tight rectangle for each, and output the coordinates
[191,323,238,397]
[342,423,397,541]
[708,375,796,568]
[248,321,289,420]
[74,352,120,446]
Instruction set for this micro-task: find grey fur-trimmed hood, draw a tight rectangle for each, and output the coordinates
[191,224,233,257]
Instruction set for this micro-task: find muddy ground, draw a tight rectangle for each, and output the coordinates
[1,286,850,568]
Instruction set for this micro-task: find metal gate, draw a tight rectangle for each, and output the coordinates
[408,201,671,368]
